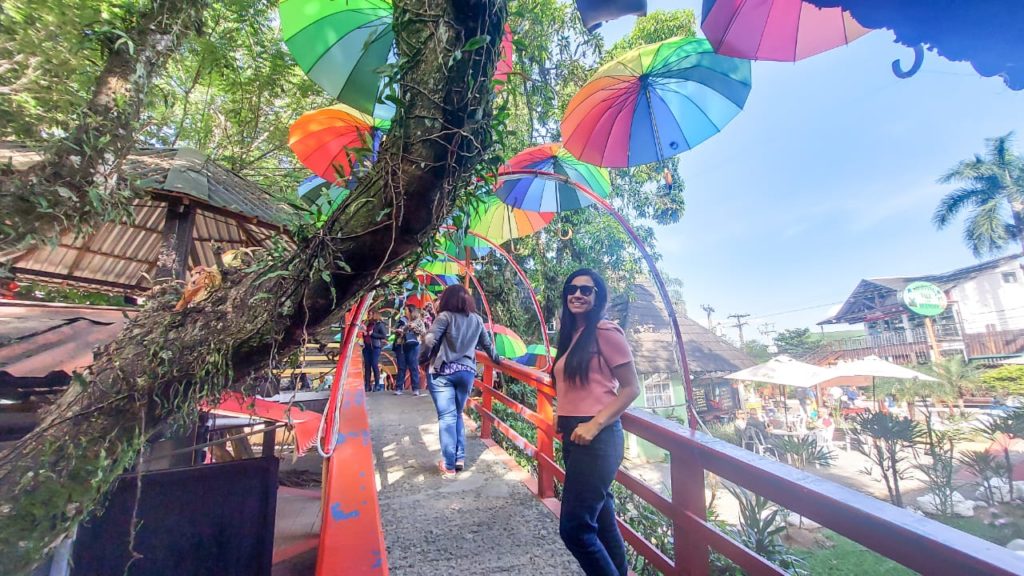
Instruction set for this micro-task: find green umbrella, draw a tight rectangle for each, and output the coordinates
[486,323,528,358]
[279,0,394,115]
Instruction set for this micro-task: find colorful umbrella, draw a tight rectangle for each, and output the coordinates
[495,143,610,211]
[289,104,390,183]
[486,324,528,358]
[702,0,870,62]
[298,175,330,201]
[516,343,558,370]
[494,24,515,90]
[468,195,555,245]
[436,232,492,260]
[279,0,394,115]
[403,292,434,309]
[413,272,450,295]
[561,37,751,168]
[418,260,463,284]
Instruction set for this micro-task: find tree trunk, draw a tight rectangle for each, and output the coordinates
[1010,201,1024,256]
[0,0,205,253]
[0,0,506,572]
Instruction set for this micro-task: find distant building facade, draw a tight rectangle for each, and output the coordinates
[815,255,1024,364]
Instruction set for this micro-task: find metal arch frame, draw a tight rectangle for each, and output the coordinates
[439,226,553,366]
[497,169,699,428]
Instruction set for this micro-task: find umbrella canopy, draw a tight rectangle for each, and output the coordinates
[468,195,555,245]
[418,260,463,283]
[403,292,433,309]
[487,323,528,358]
[494,24,515,90]
[561,36,751,168]
[412,272,452,295]
[436,232,492,260]
[702,0,870,62]
[517,343,558,370]
[495,143,610,211]
[297,174,331,201]
[279,0,394,115]
[830,355,938,381]
[725,355,833,388]
[289,104,389,183]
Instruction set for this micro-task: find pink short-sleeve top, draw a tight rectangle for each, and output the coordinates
[553,320,634,417]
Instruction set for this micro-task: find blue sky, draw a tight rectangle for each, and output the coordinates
[598,2,1024,341]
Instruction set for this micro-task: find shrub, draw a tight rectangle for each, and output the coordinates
[979,365,1024,397]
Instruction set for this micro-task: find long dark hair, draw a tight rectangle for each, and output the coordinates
[552,268,609,387]
[437,284,476,315]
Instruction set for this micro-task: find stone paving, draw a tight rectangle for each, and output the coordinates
[367,392,584,575]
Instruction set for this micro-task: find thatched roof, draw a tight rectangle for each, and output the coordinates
[1,144,298,294]
[609,281,756,378]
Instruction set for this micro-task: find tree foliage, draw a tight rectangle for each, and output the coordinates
[933,132,1024,257]
[979,364,1024,397]
[773,328,818,357]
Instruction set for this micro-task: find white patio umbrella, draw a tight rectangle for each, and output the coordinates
[726,356,835,426]
[829,355,938,407]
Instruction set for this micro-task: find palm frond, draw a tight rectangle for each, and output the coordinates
[932,185,997,228]
[963,199,1012,257]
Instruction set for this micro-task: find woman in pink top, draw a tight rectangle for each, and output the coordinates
[551,269,640,576]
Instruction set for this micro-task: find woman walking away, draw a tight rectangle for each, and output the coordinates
[421,285,500,479]
[552,269,639,576]
[362,310,389,392]
[395,304,427,396]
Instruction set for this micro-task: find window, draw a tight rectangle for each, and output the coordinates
[642,373,673,408]
[1003,271,1018,284]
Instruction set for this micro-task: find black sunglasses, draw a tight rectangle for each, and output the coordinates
[564,285,597,297]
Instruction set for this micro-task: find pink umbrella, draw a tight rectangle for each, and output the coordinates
[702,0,870,62]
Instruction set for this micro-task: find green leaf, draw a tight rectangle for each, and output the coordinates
[462,34,490,52]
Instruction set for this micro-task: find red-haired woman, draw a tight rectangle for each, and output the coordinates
[421,285,500,478]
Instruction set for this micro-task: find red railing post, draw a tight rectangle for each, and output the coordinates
[480,365,494,440]
[670,444,708,575]
[535,388,555,499]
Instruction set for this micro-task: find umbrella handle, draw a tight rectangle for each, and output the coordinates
[892,44,924,79]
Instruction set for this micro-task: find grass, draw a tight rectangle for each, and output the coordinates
[796,531,916,576]
[936,510,1024,546]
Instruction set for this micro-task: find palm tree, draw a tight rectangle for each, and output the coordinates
[933,132,1024,257]
[925,356,979,414]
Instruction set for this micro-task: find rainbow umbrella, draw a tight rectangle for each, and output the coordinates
[418,261,462,284]
[516,343,558,369]
[436,232,492,260]
[468,195,555,245]
[494,24,515,90]
[279,0,394,115]
[289,104,390,183]
[403,292,434,309]
[561,37,751,168]
[486,323,528,358]
[297,175,330,201]
[495,143,610,211]
[702,0,870,62]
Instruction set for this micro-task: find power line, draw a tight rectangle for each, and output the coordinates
[727,313,750,345]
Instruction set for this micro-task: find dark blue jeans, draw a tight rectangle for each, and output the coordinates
[395,341,421,391]
[362,345,382,391]
[558,416,627,576]
[428,370,475,470]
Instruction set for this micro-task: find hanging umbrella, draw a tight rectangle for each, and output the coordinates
[494,23,515,90]
[403,292,434,309]
[561,36,751,168]
[468,195,555,245]
[279,0,394,115]
[702,0,870,62]
[413,272,451,295]
[436,233,492,260]
[486,324,528,358]
[418,260,463,284]
[517,343,558,370]
[298,175,331,202]
[495,143,610,211]
[289,104,390,183]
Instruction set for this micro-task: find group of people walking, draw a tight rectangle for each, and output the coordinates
[359,269,639,575]
[360,303,433,395]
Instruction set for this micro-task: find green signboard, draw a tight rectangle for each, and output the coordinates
[901,281,948,316]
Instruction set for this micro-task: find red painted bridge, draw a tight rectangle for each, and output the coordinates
[263,304,1024,576]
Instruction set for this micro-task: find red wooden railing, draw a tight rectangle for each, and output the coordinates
[471,353,1024,576]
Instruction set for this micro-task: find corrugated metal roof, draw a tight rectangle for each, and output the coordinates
[0,300,136,377]
[1,143,296,294]
[608,281,756,377]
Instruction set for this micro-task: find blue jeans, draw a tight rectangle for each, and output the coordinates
[362,345,382,391]
[558,416,627,576]
[395,342,421,391]
[428,370,475,470]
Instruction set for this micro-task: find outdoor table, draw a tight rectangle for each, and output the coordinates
[770,429,808,439]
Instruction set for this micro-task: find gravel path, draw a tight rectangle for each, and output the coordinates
[367,392,583,575]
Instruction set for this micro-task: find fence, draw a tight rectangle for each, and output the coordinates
[470,353,1024,575]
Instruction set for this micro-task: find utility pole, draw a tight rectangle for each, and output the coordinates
[728,313,751,345]
[759,322,778,353]
[701,304,715,330]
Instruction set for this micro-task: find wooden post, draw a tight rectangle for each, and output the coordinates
[536,388,555,499]
[924,317,941,362]
[481,365,494,440]
[154,200,196,282]
[671,444,708,575]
